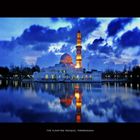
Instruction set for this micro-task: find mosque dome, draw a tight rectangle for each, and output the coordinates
[60,97,72,108]
[60,53,73,64]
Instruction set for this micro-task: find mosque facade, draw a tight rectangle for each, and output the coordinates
[33,31,102,82]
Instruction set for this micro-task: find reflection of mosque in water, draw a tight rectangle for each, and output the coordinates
[34,82,83,123]
[1,79,140,122]
[0,80,83,122]
[74,84,82,123]
[59,84,82,123]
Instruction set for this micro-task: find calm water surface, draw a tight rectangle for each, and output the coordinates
[0,80,140,122]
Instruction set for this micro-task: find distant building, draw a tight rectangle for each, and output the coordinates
[33,31,101,82]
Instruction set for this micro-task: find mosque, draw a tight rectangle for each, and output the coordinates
[33,31,101,82]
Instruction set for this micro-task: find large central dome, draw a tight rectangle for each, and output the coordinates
[60,53,73,64]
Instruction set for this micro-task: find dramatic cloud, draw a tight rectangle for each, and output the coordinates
[68,18,100,43]
[0,17,140,71]
[75,18,100,36]
[87,37,113,56]
[88,37,104,50]
[99,44,113,54]
[118,27,140,47]
[17,25,59,44]
[107,18,132,37]
[16,25,69,45]
[17,18,100,45]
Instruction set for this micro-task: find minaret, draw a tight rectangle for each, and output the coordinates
[74,85,82,123]
[75,31,82,69]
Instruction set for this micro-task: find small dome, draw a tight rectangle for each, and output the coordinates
[60,97,72,108]
[60,53,73,64]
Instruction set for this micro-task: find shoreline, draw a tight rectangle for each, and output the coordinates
[0,78,139,83]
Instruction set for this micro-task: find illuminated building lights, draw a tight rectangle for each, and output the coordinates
[76,102,82,108]
[75,92,80,99]
[76,114,81,123]
[75,31,82,69]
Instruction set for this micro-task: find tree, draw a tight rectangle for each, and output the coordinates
[32,65,40,73]
[0,66,9,78]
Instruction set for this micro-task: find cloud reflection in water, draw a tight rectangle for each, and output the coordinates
[0,81,140,122]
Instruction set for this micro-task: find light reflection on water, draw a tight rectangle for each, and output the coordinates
[0,79,140,123]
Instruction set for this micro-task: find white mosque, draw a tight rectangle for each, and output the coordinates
[33,31,102,82]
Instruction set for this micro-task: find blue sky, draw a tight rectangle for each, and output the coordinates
[0,17,140,71]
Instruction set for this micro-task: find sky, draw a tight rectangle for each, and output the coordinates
[0,17,140,71]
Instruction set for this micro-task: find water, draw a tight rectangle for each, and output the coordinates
[0,80,140,123]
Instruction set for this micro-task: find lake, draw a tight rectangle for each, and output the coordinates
[0,80,140,122]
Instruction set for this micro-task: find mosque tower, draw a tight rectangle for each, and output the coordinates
[75,31,82,69]
[74,85,82,123]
